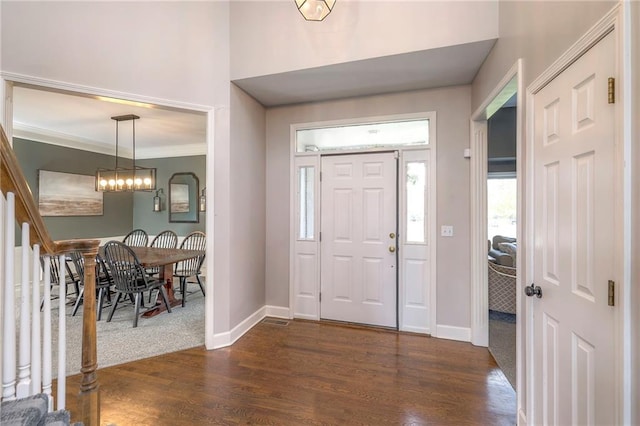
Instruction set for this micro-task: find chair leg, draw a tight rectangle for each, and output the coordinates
[133,293,141,328]
[107,293,122,322]
[158,286,172,313]
[97,288,106,321]
[180,277,186,307]
[72,287,85,316]
[196,275,205,297]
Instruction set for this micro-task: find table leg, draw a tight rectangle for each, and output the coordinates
[141,263,182,318]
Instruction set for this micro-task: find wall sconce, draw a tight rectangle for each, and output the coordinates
[153,188,164,212]
[199,187,206,212]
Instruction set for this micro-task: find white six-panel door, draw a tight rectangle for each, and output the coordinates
[320,152,397,327]
[531,31,616,425]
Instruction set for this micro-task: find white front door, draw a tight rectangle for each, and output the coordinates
[320,152,397,328]
[531,31,617,425]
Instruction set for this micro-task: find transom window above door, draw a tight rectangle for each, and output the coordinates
[296,119,429,153]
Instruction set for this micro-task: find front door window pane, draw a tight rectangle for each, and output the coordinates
[406,161,426,243]
[298,167,315,240]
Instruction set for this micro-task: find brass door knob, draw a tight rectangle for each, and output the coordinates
[389,246,396,253]
[389,233,396,239]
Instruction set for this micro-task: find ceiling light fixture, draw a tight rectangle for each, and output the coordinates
[95,114,156,192]
[295,0,335,21]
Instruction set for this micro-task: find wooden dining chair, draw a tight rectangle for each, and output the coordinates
[146,230,179,300]
[122,228,148,247]
[70,252,114,320]
[40,254,81,310]
[103,240,172,328]
[174,231,206,307]
[149,230,178,249]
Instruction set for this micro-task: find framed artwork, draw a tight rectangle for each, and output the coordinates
[170,183,190,213]
[38,170,103,217]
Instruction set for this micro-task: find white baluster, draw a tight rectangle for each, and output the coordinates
[42,255,53,411]
[16,223,32,398]
[57,253,66,410]
[2,192,16,401]
[31,244,41,395]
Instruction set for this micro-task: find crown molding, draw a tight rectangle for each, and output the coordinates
[13,122,133,158]
[13,122,205,159]
[136,143,206,159]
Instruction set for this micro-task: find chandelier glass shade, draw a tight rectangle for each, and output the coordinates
[95,114,156,192]
[295,0,335,21]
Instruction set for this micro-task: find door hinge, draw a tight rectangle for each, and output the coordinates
[319,292,322,302]
[608,77,615,104]
[319,171,322,182]
[319,231,322,242]
[608,280,615,306]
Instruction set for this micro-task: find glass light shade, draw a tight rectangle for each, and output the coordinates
[199,188,206,212]
[295,0,335,21]
[153,188,164,212]
[95,167,156,192]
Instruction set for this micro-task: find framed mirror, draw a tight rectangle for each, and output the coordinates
[169,172,199,223]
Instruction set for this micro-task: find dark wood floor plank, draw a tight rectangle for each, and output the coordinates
[64,319,516,425]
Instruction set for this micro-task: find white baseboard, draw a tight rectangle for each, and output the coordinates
[212,306,267,349]
[435,324,471,342]
[265,305,290,318]
[400,325,431,335]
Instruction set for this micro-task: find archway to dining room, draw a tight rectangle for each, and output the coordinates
[2,76,215,373]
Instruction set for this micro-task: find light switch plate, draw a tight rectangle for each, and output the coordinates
[441,225,454,237]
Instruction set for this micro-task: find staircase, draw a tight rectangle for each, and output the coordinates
[1,393,78,425]
[0,124,100,425]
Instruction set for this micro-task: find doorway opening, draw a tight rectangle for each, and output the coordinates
[486,97,517,389]
[3,77,214,370]
[469,59,523,421]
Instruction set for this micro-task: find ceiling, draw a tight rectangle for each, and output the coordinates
[233,39,496,107]
[11,39,496,157]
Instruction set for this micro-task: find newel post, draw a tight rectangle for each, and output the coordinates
[79,246,100,426]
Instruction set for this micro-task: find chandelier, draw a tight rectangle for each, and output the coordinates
[295,0,335,21]
[95,114,156,192]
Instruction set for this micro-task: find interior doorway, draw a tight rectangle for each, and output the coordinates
[486,98,517,389]
[469,59,524,422]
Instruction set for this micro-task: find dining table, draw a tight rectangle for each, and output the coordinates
[101,246,204,318]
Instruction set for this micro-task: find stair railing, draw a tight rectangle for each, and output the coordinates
[0,124,100,425]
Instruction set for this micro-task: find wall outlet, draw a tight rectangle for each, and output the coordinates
[441,225,454,237]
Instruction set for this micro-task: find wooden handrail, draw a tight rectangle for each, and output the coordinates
[1,125,100,425]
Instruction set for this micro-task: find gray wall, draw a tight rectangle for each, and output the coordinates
[266,85,472,328]
[471,1,617,112]
[14,138,205,241]
[134,156,206,237]
[229,84,266,327]
[487,106,516,173]
[13,138,133,240]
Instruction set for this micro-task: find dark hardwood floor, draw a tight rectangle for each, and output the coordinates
[64,319,516,425]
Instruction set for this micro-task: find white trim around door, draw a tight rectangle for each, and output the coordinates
[289,112,437,335]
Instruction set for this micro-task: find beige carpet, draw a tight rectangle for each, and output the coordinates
[52,288,205,376]
[488,311,516,390]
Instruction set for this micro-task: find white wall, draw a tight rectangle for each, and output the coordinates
[266,85,472,328]
[1,1,234,335]
[230,0,498,80]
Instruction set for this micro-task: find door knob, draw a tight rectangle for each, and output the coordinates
[389,233,396,239]
[389,246,396,253]
[525,283,542,298]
